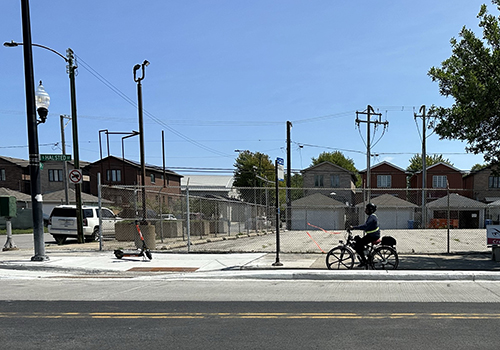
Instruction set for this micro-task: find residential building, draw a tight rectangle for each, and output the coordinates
[358,161,409,200]
[0,156,30,193]
[301,161,357,205]
[409,162,470,204]
[463,165,500,203]
[84,155,182,214]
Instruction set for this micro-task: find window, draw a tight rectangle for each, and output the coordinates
[0,169,5,181]
[489,176,500,188]
[48,169,63,182]
[433,175,447,188]
[330,174,340,187]
[151,173,156,183]
[377,175,391,188]
[314,175,324,187]
[106,169,122,182]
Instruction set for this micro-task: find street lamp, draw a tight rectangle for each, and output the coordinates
[8,0,47,260]
[4,41,84,244]
[133,60,150,224]
[35,81,49,124]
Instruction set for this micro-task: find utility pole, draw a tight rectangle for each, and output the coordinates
[286,121,292,230]
[414,105,427,228]
[66,48,84,244]
[355,105,388,201]
[60,115,71,205]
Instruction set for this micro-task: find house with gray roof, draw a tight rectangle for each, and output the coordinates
[291,192,348,230]
[426,193,487,229]
[355,193,418,229]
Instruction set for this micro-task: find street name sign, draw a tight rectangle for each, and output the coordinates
[40,154,71,162]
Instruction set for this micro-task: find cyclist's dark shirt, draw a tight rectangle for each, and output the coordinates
[353,213,380,238]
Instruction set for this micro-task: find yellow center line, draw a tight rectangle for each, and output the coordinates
[1,312,500,319]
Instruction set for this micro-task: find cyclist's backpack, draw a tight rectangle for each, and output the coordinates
[381,236,396,247]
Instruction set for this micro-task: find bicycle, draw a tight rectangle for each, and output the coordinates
[326,229,399,270]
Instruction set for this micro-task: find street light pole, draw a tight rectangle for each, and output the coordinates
[4,41,84,244]
[133,60,150,224]
[19,0,47,261]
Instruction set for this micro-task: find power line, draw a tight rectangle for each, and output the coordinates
[75,55,233,158]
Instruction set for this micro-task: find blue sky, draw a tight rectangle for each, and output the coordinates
[0,0,492,175]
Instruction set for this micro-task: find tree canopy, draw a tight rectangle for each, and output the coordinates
[406,154,454,173]
[428,0,500,164]
[233,150,275,188]
[311,151,357,172]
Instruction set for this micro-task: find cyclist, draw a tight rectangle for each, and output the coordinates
[350,203,380,267]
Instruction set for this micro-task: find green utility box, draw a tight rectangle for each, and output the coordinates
[0,196,17,218]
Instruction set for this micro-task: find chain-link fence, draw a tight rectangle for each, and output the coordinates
[97,185,494,254]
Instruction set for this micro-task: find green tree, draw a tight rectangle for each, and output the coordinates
[471,163,488,171]
[233,151,275,204]
[233,151,275,187]
[428,1,500,164]
[311,151,360,186]
[406,154,454,173]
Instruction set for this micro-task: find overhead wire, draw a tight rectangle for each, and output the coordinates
[75,54,233,158]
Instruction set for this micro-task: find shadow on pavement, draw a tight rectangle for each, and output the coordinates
[400,252,500,271]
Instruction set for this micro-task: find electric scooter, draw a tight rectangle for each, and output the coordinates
[114,220,152,260]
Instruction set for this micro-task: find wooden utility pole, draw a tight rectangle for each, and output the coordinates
[414,105,427,228]
[355,105,388,202]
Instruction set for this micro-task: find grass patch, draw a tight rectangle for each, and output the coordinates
[0,228,48,235]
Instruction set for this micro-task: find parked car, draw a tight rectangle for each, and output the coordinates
[159,213,177,220]
[245,216,271,230]
[48,205,122,245]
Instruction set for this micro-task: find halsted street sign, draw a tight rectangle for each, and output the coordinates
[40,154,71,162]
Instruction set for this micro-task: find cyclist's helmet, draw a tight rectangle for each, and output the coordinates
[365,203,377,214]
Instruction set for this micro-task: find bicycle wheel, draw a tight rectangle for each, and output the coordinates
[326,246,355,270]
[370,246,399,270]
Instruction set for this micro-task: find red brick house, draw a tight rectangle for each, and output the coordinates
[409,162,470,204]
[85,155,182,195]
[358,161,409,199]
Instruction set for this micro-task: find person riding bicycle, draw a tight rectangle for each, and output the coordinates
[350,203,380,267]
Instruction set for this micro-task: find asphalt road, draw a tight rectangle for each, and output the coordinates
[1,301,499,350]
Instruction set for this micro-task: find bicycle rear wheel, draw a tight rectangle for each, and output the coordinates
[371,246,399,270]
[326,246,355,270]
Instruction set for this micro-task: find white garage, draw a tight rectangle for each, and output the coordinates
[356,194,418,229]
[291,193,347,230]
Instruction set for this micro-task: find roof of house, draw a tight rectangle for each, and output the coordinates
[292,193,347,208]
[0,156,30,167]
[0,187,31,201]
[42,188,112,204]
[301,161,356,175]
[355,193,417,208]
[181,175,234,188]
[426,193,487,208]
[86,155,182,177]
[359,161,408,174]
[413,162,465,174]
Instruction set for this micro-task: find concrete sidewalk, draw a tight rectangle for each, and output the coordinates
[1,245,499,280]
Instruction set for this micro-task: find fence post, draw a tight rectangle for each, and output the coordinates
[186,178,191,253]
[273,158,283,266]
[98,173,102,251]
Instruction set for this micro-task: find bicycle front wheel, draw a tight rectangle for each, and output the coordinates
[326,246,355,270]
[371,246,399,270]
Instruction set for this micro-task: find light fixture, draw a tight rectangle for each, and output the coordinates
[35,80,50,124]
